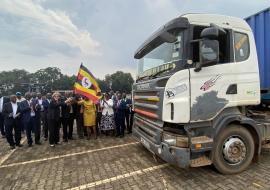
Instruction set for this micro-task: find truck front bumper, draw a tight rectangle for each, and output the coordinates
[133,127,190,168]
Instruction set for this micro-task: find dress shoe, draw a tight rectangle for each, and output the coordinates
[16,144,23,147]
[28,144,32,147]
[10,145,16,150]
[36,142,42,145]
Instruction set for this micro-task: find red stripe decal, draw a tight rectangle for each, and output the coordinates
[134,108,158,119]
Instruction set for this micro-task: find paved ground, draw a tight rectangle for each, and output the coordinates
[1,132,270,190]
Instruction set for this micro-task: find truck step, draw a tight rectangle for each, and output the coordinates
[190,156,212,167]
[262,143,270,152]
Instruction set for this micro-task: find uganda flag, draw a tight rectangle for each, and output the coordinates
[74,63,101,103]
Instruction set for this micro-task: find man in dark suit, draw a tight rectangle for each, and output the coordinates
[20,92,41,147]
[0,93,10,138]
[122,92,133,134]
[2,95,22,149]
[74,95,84,139]
[115,92,127,138]
[42,93,51,141]
[61,92,75,142]
[16,92,25,133]
[31,92,42,145]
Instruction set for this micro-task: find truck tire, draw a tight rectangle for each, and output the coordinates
[212,124,254,174]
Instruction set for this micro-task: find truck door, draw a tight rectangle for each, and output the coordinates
[189,27,234,122]
[189,27,260,122]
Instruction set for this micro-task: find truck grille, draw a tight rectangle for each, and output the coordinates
[134,91,160,120]
[133,90,164,144]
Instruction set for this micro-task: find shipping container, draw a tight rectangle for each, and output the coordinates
[245,8,270,90]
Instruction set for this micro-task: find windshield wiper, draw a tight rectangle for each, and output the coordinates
[151,67,174,78]
[136,75,151,82]
[137,67,174,82]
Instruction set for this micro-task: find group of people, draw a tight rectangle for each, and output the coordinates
[0,90,133,149]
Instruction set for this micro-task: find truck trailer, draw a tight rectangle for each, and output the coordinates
[132,10,270,174]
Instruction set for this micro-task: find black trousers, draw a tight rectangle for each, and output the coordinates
[48,119,60,145]
[5,119,21,146]
[129,111,134,133]
[18,117,24,133]
[60,117,68,140]
[68,115,74,139]
[96,112,102,135]
[76,114,84,138]
[115,114,125,136]
[43,113,49,139]
[34,116,41,143]
[125,111,130,132]
[25,118,34,145]
[0,113,5,136]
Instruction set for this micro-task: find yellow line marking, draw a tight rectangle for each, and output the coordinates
[67,163,169,190]
[253,182,263,188]
[0,137,27,166]
[0,142,139,168]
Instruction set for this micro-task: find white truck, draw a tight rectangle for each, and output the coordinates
[132,13,270,174]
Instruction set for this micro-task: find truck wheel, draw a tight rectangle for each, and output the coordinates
[213,124,254,174]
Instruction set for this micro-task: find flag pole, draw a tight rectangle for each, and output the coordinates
[73,62,83,95]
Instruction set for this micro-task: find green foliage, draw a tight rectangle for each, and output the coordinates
[0,67,134,95]
[96,71,134,93]
[105,71,134,93]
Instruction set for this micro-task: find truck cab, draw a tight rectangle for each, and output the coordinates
[132,13,269,174]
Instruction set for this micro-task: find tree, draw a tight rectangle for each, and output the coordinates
[0,67,134,95]
[96,79,110,92]
[104,71,134,93]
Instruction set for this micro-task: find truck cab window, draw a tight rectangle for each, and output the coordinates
[234,32,250,62]
[192,26,231,64]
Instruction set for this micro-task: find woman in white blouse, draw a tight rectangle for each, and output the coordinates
[100,93,115,133]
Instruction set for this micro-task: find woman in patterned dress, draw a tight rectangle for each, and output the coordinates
[100,93,115,133]
[77,97,96,140]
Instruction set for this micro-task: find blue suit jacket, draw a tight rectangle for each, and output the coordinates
[115,99,127,118]
[19,100,31,123]
[31,98,41,118]
[42,99,50,114]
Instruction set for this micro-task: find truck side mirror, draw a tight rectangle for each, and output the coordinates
[195,39,219,72]
[200,27,219,39]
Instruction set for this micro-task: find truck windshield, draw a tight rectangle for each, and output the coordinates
[137,31,183,79]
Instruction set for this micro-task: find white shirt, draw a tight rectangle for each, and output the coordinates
[69,105,73,114]
[38,99,44,111]
[0,97,3,113]
[11,102,18,118]
[100,99,114,115]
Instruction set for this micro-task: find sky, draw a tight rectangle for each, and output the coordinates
[0,0,270,79]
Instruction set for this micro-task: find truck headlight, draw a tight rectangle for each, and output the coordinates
[163,133,177,146]
[162,132,188,148]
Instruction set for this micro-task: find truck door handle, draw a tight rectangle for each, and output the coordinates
[226,84,237,94]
